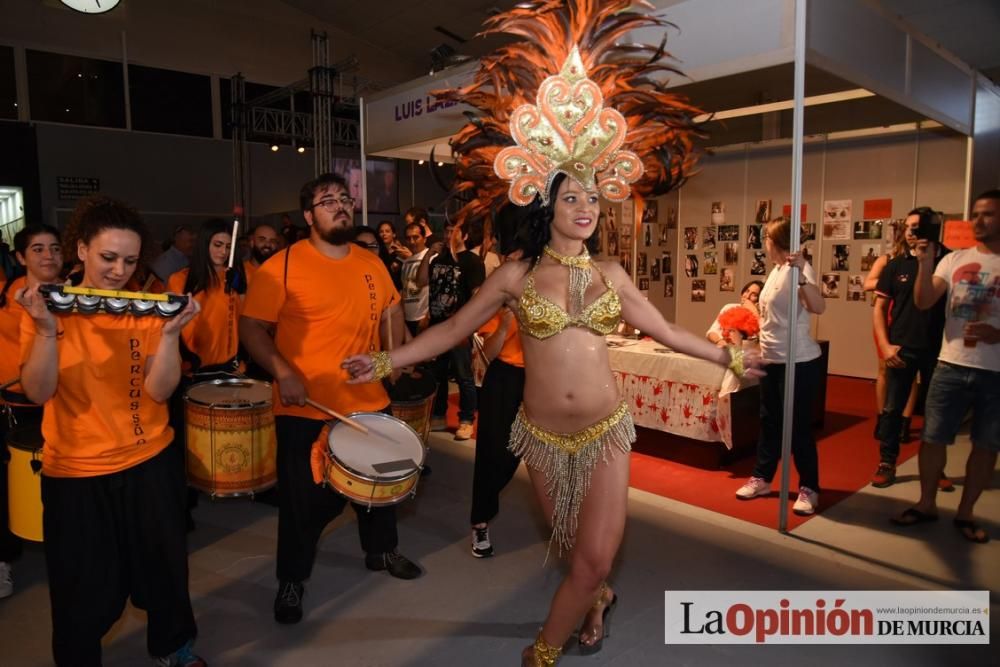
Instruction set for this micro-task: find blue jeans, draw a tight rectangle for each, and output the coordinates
[432,339,477,424]
[875,346,938,464]
[923,361,1000,451]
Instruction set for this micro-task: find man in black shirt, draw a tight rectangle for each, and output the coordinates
[871,207,947,487]
[426,220,486,440]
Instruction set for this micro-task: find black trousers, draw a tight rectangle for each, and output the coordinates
[0,401,43,562]
[470,360,524,526]
[42,446,197,666]
[752,356,823,491]
[875,346,937,464]
[276,415,398,583]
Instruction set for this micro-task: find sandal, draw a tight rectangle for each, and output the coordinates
[953,519,989,544]
[578,583,618,655]
[890,507,938,527]
[521,631,562,666]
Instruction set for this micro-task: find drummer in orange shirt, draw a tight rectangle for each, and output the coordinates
[240,172,420,626]
[16,195,204,666]
[0,223,62,599]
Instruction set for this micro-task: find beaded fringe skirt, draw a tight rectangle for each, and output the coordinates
[508,401,635,558]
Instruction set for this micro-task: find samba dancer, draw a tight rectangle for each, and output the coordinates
[344,4,764,663]
[16,196,204,666]
[0,223,62,599]
[239,173,421,627]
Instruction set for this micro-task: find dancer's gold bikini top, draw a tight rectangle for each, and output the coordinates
[517,257,622,340]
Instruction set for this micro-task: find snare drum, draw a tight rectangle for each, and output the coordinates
[184,379,277,497]
[325,412,425,507]
[7,425,44,542]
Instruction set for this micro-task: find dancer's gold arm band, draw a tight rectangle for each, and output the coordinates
[370,351,393,382]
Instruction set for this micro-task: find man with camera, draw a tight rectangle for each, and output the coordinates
[871,207,948,488]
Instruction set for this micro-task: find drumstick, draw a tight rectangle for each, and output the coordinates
[304,398,369,435]
[0,377,20,392]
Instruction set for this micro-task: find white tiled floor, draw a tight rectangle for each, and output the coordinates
[1,431,996,666]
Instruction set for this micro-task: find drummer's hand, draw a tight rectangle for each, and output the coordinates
[15,285,58,334]
[741,347,768,379]
[276,368,308,406]
[161,295,200,336]
[342,354,375,384]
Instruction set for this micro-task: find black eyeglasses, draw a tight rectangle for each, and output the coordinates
[312,196,355,211]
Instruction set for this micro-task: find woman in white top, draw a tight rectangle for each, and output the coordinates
[735,217,826,515]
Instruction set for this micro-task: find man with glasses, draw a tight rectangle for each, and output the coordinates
[399,222,435,336]
[240,173,421,626]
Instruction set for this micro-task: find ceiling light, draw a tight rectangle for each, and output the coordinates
[437,161,444,167]
[297,146,305,154]
[694,88,875,123]
[418,159,425,165]
[270,144,279,152]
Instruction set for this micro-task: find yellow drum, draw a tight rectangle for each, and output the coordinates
[325,412,425,507]
[388,368,437,445]
[7,426,44,542]
[184,379,276,497]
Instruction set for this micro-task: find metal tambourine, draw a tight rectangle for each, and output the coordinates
[39,284,188,317]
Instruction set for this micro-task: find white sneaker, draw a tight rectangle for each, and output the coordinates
[0,562,12,599]
[792,487,819,515]
[735,477,771,499]
[471,525,494,558]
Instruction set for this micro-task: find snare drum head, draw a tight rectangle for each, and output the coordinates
[328,412,425,479]
[185,378,271,408]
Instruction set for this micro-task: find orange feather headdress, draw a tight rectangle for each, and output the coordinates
[435,0,705,222]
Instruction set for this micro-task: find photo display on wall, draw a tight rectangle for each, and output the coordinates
[823,200,852,240]
[802,223,816,241]
[703,251,718,275]
[847,274,865,301]
[664,275,674,298]
[643,223,653,247]
[691,279,706,302]
[684,227,698,250]
[831,244,850,271]
[860,243,880,271]
[754,199,771,224]
[666,206,677,229]
[723,242,739,265]
[747,225,762,249]
[642,199,657,224]
[751,251,766,275]
[703,226,717,249]
[638,277,650,291]
[684,254,698,277]
[821,273,840,298]
[711,201,725,225]
[720,268,735,292]
[650,259,661,281]
[662,251,671,274]
[637,252,648,276]
[718,225,739,241]
[854,219,883,240]
[658,224,668,246]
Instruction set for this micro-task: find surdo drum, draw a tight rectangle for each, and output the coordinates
[184,379,276,497]
[324,412,425,507]
[6,424,44,542]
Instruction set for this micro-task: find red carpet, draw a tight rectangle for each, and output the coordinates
[442,376,916,529]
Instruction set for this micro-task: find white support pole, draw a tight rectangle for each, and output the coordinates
[359,96,368,227]
[778,0,808,534]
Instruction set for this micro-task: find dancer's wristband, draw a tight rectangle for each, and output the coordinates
[370,351,393,382]
[726,345,745,377]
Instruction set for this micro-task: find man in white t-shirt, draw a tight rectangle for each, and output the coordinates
[891,190,1000,543]
[399,222,434,336]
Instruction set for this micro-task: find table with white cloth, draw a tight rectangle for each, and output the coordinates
[605,336,757,450]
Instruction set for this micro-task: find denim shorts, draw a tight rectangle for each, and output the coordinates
[922,361,1000,451]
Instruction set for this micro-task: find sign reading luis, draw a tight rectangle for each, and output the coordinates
[57,176,100,201]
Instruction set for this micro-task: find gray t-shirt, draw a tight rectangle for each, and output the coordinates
[933,246,1000,372]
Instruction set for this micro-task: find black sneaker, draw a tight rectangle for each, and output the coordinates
[471,525,494,558]
[365,550,423,580]
[273,580,304,624]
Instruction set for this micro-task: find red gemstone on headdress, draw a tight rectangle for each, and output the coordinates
[591,139,597,146]
[541,137,551,146]
[522,165,529,173]
[574,162,585,171]
[565,111,572,118]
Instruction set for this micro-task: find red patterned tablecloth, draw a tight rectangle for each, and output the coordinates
[606,337,757,449]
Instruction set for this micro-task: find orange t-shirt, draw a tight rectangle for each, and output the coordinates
[242,240,400,419]
[0,276,28,397]
[478,310,524,368]
[20,312,172,477]
[243,259,259,286]
[167,268,241,369]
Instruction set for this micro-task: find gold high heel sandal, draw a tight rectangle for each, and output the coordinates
[521,631,562,666]
[578,581,618,655]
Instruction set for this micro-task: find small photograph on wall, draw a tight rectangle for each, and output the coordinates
[638,277,650,291]
[831,244,850,271]
[711,201,725,225]
[853,219,883,240]
[642,200,658,224]
[592,219,603,255]
[606,229,619,256]
[643,223,653,247]
[683,227,698,250]
[847,274,865,301]
[751,251,767,275]
[684,254,699,277]
[664,275,674,298]
[754,199,772,224]
[801,223,816,241]
[651,259,661,281]
[621,202,634,236]
[606,207,617,231]
[703,251,718,275]
[746,224,763,249]
[658,224,668,246]
[718,225,739,241]
[666,206,678,229]
[637,252,648,276]
[883,219,904,254]
[621,234,633,252]
[723,242,739,265]
[691,279,706,302]
[662,251,672,274]
[802,242,815,266]
[823,199,852,240]
[821,273,841,298]
[860,243,880,271]
[703,226,717,249]
[720,268,735,292]
[620,251,632,276]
